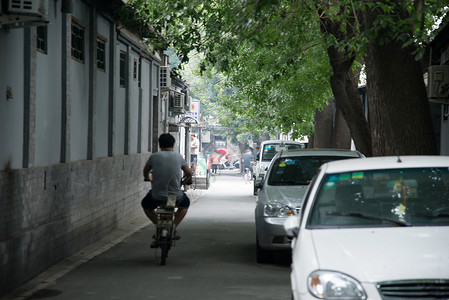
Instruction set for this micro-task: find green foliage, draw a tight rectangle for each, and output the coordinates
[321,0,449,61]
[122,0,449,143]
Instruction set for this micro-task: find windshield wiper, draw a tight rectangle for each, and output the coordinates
[326,211,410,227]
[284,180,307,185]
[270,180,308,186]
[410,212,449,218]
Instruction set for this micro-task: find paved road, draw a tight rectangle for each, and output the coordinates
[8,170,292,300]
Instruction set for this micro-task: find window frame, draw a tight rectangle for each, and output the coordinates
[37,26,47,54]
[71,17,85,63]
[119,51,126,88]
[133,58,137,81]
[96,34,107,72]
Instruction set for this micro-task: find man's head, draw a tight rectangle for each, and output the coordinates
[159,133,175,149]
[191,134,196,140]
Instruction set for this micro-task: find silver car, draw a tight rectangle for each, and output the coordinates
[254,148,364,263]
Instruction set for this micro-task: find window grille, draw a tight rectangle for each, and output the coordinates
[37,26,47,53]
[119,51,126,87]
[96,37,106,71]
[71,19,84,62]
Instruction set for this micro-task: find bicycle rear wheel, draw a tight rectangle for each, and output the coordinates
[160,237,170,265]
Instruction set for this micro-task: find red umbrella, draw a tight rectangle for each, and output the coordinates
[216,149,229,161]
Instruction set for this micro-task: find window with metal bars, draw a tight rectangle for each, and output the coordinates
[37,26,47,53]
[119,51,126,87]
[97,37,106,72]
[71,19,84,63]
[133,58,137,81]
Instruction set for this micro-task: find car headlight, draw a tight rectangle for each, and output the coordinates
[264,202,293,217]
[308,270,367,299]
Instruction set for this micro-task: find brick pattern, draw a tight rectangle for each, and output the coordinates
[0,153,150,296]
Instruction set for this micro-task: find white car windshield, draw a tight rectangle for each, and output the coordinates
[307,167,449,228]
[268,156,351,186]
[261,144,303,162]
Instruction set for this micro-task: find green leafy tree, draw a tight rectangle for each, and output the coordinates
[123,0,448,156]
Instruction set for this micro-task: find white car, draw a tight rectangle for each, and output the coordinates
[284,156,449,300]
[255,149,364,263]
[253,140,305,195]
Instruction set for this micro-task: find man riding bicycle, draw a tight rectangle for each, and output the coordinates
[141,133,193,241]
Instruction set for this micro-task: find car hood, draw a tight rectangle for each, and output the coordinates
[311,227,449,282]
[263,185,308,207]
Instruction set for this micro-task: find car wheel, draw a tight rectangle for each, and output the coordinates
[253,181,258,196]
[256,236,272,263]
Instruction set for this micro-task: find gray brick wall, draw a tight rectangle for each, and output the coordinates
[0,153,150,296]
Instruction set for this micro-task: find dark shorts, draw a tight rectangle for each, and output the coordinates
[191,154,197,164]
[141,191,190,210]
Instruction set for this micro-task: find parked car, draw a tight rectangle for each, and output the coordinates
[253,140,305,195]
[284,156,449,300]
[255,148,364,263]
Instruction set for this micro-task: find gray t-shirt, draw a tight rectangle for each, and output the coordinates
[146,150,188,200]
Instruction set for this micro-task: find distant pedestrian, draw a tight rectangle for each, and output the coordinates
[242,149,254,178]
[190,134,199,174]
[211,151,220,174]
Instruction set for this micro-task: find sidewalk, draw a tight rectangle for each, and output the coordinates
[4,180,213,300]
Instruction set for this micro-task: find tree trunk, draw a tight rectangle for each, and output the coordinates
[332,102,351,149]
[319,11,373,156]
[362,6,437,156]
[312,99,351,149]
[312,99,334,148]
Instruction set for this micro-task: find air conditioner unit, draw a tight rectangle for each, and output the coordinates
[8,0,48,15]
[428,65,449,99]
[160,66,171,90]
[173,93,184,108]
[0,0,49,27]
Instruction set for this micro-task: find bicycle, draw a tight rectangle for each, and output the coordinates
[152,175,192,265]
[152,195,177,265]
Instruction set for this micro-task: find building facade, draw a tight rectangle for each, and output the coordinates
[0,0,190,295]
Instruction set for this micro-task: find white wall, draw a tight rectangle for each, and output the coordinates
[129,50,139,154]
[0,30,25,169]
[141,60,151,152]
[114,42,127,155]
[70,1,90,161]
[0,0,162,170]
[35,0,62,166]
[95,16,111,158]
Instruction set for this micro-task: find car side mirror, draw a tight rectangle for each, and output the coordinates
[284,216,300,237]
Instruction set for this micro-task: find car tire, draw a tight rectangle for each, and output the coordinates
[256,236,272,263]
[253,181,258,196]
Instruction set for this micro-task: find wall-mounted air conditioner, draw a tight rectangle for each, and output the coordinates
[160,66,171,90]
[8,0,48,15]
[0,0,49,28]
[173,93,184,108]
[428,65,449,100]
